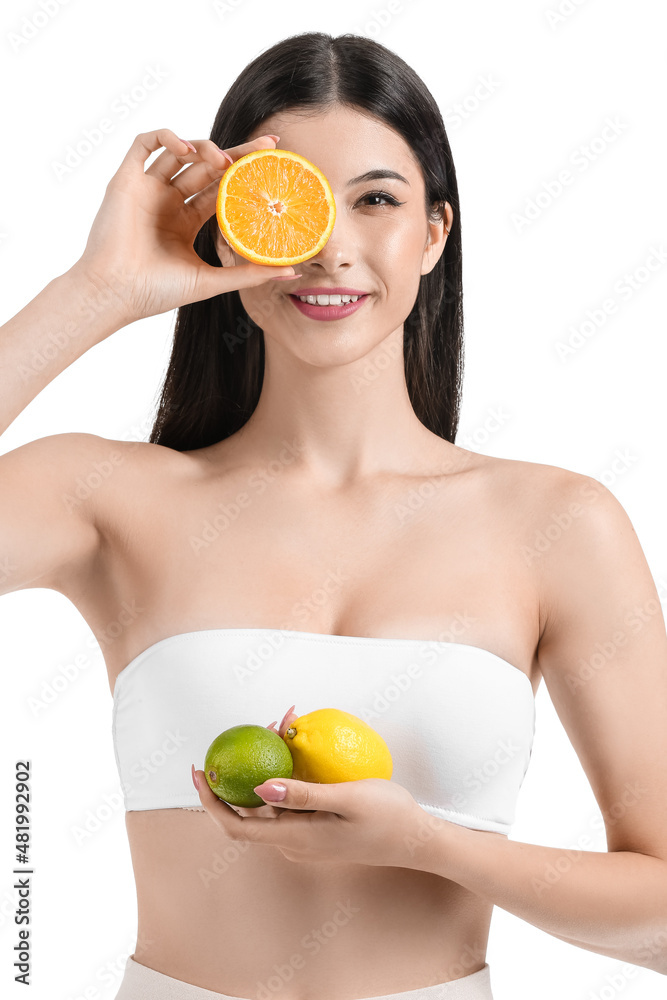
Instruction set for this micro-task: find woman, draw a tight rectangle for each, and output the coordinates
[2,29,667,1000]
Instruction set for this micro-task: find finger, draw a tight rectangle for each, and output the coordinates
[191,259,298,302]
[218,133,280,161]
[117,128,194,175]
[279,706,299,739]
[144,146,195,184]
[170,155,230,199]
[145,147,222,186]
[183,175,225,227]
[175,132,278,202]
[193,769,279,844]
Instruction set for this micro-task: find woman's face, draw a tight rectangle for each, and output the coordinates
[214,104,453,367]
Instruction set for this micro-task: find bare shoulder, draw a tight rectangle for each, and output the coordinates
[0,431,192,598]
[457,447,634,578]
[67,434,197,531]
[462,449,616,523]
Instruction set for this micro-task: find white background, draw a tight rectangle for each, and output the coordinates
[1,0,666,998]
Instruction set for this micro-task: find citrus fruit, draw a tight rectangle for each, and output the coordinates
[204,724,293,808]
[281,708,393,783]
[215,148,336,266]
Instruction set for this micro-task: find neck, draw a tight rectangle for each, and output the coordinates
[229,328,459,486]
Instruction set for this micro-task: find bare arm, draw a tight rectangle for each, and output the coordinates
[405,472,667,975]
[0,267,128,437]
[0,127,296,596]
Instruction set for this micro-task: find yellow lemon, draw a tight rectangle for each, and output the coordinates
[282,708,393,783]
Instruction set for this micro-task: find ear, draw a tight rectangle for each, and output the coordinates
[421,200,453,277]
[213,220,237,268]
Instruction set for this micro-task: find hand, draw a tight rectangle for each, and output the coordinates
[72,128,297,325]
[192,705,428,868]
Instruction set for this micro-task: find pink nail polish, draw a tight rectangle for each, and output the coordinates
[191,764,200,790]
[270,274,298,281]
[255,782,287,801]
[218,149,234,166]
[267,134,280,142]
[179,139,197,152]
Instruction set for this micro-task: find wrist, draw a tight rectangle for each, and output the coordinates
[63,260,135,335]
[397,807,461,875]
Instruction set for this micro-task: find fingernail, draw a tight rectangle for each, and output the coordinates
[255,782,286,801]
[179,139,197,152]
[218,148,234,166]
[267,134,280,142]
[270,273,298,281]
[191,764,200,791]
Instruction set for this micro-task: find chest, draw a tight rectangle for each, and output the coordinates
[87,463,540,687]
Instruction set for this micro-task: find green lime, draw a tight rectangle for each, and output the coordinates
[203,724,294,808]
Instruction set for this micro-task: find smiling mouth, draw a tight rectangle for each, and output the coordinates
[288,293,369,306]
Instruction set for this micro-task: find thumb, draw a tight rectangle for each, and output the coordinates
[253,777,331,811]
[196,260,298,299]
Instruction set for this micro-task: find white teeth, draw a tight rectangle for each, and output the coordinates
[296,294,361,305]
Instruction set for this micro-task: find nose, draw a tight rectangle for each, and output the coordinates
[302,210,356,272]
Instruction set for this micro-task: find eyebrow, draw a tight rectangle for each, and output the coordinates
[346,169,410,187]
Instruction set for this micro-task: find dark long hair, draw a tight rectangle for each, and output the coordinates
[149,31,464,450]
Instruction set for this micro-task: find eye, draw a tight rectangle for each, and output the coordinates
[357,190,404,208]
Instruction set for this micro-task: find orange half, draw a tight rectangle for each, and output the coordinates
[215,148,336,266]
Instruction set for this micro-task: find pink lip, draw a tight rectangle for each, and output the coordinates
[288,293,369,321]
[289,287,369,296]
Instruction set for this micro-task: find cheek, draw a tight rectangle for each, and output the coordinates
[238,288,285,330]
[365,221,427,286]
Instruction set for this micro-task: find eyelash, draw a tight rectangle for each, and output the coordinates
[358,190,404,208]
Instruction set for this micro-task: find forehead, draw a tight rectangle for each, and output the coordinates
[248,104,421,191]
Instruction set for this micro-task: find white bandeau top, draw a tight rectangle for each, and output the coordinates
[111,628,536,834]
